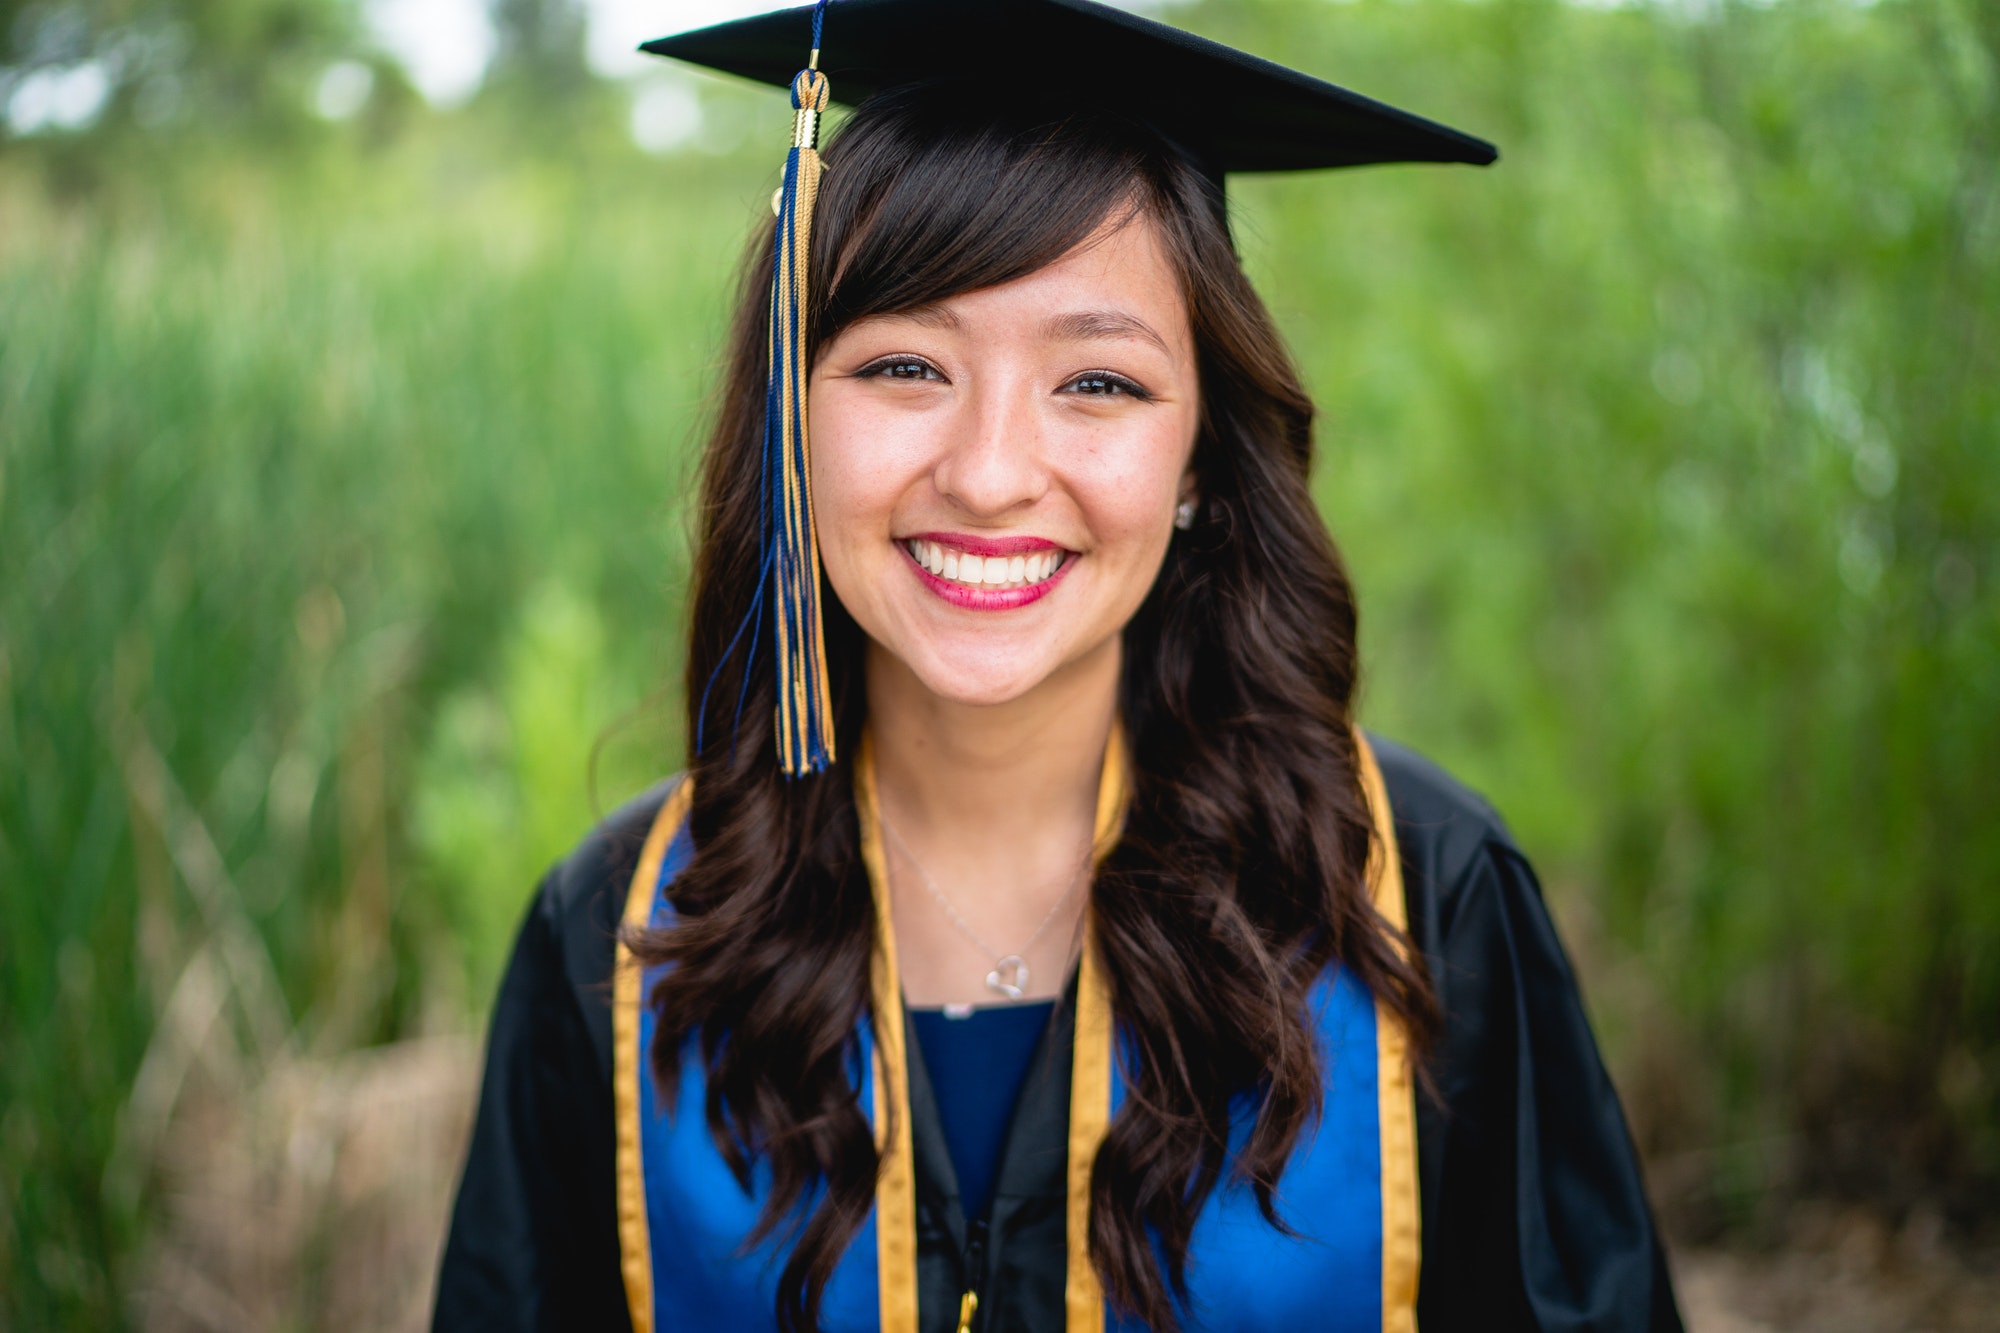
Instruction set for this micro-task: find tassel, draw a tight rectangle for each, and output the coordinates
[764,12,837,776]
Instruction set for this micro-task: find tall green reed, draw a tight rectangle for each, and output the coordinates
[1222,0,2000,1226]
[0,128,768,1326]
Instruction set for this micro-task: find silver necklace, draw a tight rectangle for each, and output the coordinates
[878,810,1091,1001]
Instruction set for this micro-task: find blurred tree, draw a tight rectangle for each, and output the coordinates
[1210,0,2000,1233]
[1,0,362,136]
[484,0,589,102]
[469,0,624,150]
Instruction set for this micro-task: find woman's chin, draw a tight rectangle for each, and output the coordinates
[894,643,1073,709]
[907,663,1054,708]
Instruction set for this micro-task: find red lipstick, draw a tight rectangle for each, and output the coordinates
[897,533,1075,610]
[906,531,1062,558]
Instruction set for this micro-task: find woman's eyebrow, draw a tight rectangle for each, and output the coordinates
[1040,309,1172,356]
[878,303,963,330]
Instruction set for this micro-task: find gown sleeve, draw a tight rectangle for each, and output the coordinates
[432,782,656,1333]
[1376,737,1683,1333]
[431,876,631,1332]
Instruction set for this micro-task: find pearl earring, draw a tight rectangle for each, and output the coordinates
[1174,498,1198,531]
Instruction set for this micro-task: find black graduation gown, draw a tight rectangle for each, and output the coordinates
[431,737,1683,1332]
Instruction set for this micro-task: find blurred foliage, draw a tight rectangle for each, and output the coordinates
[2,0,361,136]
[0,111,775,1323]
[1,0,1997,1327]
[487,0,591,100]
[1218,0,1999,1226]
[414,579,666,1005]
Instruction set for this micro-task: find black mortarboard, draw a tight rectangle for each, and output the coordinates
[644,0,1495,777]
[641,0,1498,177]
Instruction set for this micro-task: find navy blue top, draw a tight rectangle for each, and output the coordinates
[908,1000,1057,1222]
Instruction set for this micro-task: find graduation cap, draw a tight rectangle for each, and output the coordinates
[643,0,1497,776]
[644,0,1498,176]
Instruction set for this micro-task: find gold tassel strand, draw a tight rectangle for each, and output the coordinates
[766,58,837,776]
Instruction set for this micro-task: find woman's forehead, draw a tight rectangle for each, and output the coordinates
[835,219,1191,352]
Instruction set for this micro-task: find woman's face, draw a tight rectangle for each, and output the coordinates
[810,211,1202,708]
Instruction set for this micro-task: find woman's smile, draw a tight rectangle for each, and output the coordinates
[809,210,1201,708]
[898,532,1075,609]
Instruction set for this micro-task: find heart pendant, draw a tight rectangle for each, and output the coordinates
[985,955,1029,1000]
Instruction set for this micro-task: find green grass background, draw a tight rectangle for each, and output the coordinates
[3,0,1997,1325]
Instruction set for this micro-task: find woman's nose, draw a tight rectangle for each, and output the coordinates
[929,382,1050,518]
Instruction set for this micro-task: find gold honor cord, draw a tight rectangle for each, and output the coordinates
[1065,733,1414,1332]
[613,779,694,1333]
[860,724,1129,1333]
[1356,733,1422,1330]
[1064,727,1129,1332]
[855,736,921,1333]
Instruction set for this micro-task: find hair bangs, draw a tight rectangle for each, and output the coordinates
[810,84,1195,349]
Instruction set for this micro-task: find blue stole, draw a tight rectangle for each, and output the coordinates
[611,733,1420,1332]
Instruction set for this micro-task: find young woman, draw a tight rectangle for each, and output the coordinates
[434,3,1681,1331]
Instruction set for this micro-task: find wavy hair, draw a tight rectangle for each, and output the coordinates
[627,83,1436,1332]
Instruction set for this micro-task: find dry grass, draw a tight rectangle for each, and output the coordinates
[134,1038,477,1333]
[1674,1204,2000,1333]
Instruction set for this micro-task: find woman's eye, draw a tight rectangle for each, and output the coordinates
[1064,372,1148,399]
[861,358,944,382]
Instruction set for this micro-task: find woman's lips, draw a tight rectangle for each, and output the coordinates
[899,534,1073,609]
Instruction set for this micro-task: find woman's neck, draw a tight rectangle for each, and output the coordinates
[865,637,1118,1006]
[866,638,1118,841]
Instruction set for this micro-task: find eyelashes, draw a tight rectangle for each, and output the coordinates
[1063,372,1151,400]
[852,356,1153,400]
[855,355,947,382]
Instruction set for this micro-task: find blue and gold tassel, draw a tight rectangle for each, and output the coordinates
[765,1,837,775]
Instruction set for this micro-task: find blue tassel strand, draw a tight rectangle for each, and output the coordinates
[763,10,837,776]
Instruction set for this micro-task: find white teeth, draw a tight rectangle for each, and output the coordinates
[905,541,1066,590]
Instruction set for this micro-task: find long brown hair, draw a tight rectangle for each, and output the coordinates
[629,83,1435,1332]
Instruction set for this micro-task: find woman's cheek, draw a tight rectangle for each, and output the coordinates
[808,415,894,611]
[1083,435,1186,555]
